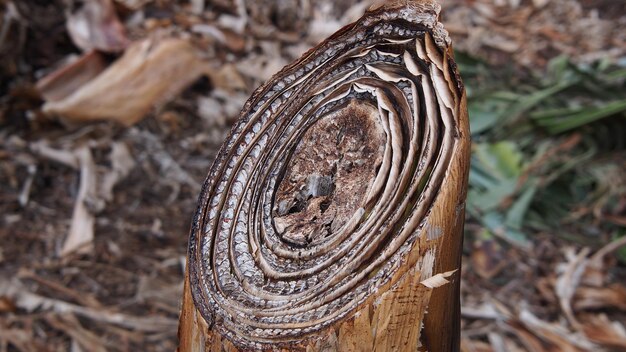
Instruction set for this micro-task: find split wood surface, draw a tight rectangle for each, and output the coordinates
[179,1,470,351]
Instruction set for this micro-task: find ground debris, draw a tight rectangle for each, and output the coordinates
[1,0,625,350]
[462,236,626,351]
[66,0,129,53]
[40,35,209,126]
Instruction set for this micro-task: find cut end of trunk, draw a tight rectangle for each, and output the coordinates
[273,101,386,247]
[180,2,470,351]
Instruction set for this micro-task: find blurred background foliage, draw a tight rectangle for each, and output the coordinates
[462,53,625,254]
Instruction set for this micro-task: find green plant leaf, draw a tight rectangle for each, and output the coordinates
[505,184,538,230]
[533,99,626,134]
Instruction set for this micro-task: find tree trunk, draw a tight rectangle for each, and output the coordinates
[178,1,470,351]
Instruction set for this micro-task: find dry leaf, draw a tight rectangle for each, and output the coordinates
[31,142,134,258]
[488,331,506,352]
[36,51,107,102]
[461,302,504,320]
[0,278,177,333]
[45,314,108,352]
[18,268,103,309]
[67,0,129,52]
[43,36,209,126]
[61,146,97,257]
[555,247,590,329]
[30,141,80,169]
[504,320,552,352]
[516,308,595,351]
[574,284,626,311]
[581,314,626,349]
[584,235,626,287]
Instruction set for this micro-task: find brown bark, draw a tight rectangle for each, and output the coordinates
[179,1,470,351]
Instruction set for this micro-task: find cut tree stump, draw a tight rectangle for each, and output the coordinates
[178,1,470,351]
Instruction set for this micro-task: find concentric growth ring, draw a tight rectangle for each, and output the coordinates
[188,2,465,350]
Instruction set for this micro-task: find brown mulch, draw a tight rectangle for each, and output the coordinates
[1,1,625,351]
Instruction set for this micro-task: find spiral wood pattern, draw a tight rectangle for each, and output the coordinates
[184,1,468,350]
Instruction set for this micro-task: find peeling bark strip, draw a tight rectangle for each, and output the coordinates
[179,1,470,351]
